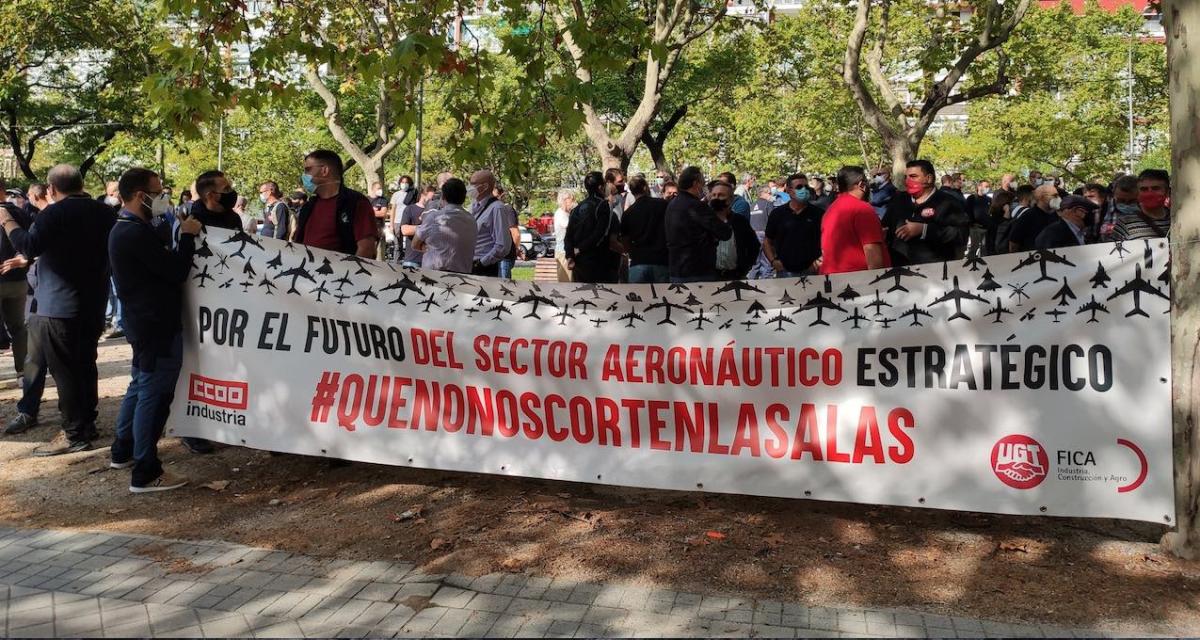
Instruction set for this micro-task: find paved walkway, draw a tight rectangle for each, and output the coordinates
[0,526,1116,638]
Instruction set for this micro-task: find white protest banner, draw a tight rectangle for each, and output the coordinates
[170,229,1174,524]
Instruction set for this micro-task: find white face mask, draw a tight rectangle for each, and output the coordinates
[399,184,410,192]
[144,193,173,217]
[104,195,119,207]
[1049,196,1062,211]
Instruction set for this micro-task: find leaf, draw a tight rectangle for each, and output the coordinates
[705,531,726,541]
[430,537,450,551]
[998,541,1029,553]
[200,480,230,491]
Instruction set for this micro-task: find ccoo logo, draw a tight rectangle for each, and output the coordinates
[991,434,1049,490]
[188,374,249,410]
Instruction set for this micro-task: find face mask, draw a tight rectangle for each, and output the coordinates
[872,175,885,186]
[904,178,925,196]
[1048,196,1062,211]
[655,178,664,187]
[104,195,119,207]
[218,190,239,211]
[259,194,268,204]
[710,199,728,211]
[301,173,317,194]
[150,193,173,217]
[1116,202,1140,215]
[793,187,811,202]
[399,183,410,192]
[1138,191,1167,211]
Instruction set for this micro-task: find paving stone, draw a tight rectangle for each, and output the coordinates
[399,606,447,633]
[55,612,105,636]
[200,612,254,637]
[466,593,514,613]
[430,606,473,635]
[752,623,798,637]
[430,585,476,608]
[350,601,396,628]
[10,621,55,637]
[546,619,581,637]
[356,582,402,602]
[546,601,590,623]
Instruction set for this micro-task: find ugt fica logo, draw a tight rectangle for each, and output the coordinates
[991,434,1049,490]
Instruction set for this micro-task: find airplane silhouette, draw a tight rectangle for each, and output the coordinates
[310,281,331,303]
[574,283,618,299]
[645,297,689,325]
[333,292,351,305]
[778,290,796,306]
[619,306,646,328]
[444,305,459,314]
[379,275,422,304]
[718,319,734,330]
[740,319,758,332]
[977,269,1002,292]
[221,230,263,258]
[837,284,860,301]
[193,265,214,287]
[257,276,278,295]
[419,275,439,287]
[341,254,373,275]
[267,250,283,269]
[841,308,867,329]
[1159,261,1171,286]
[649,282,657,298]
[689,308,714,330]
[667,283,690,294]
[469,286,491,304]
[757,311,791,332]
[488,302,511,320]
[1143,238,1154,269]
[683,292,702,307]
[876,316,896,329]
[547,289,566,300]
[219,277,234,289]
[442,273,478,286]
[866,289,891,316]
[869,266,926,293]
[795,275,810,290]
[238,279,255,293]
[900,305,933,326]
[794,293,847,326]
[1052,278,1077,306]
[1110,242,1130,259]
[305,247,315,262]
[331,270,354,292]
[574,298,597,315]
[710,302,727,315]
[1045,308,1067,323]
[940,261,950,281]
[1013,249,1076,283]
[354,287,378,304]
[962,254,986,272]
[418,293,441,313]
[1007,282,1030,303]
[713,280,765,302]
[625,291,643,302]
[985,297,1012,323]
[499,283,517,297]
[464,306,480,318]
[929,276,987,321]
[275,259,317,294]
[316,257,334,275]
[1020,308,1037,322]
[554,305,576,326]
[1090,262,1111,288]
[746,300,768,318]
[1106,263,1170,317]
[517,293,557,319]
[1077,295,1110,323]
[590,317,608,328]
[243,259,257,277]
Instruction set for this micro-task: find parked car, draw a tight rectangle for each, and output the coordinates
[519,226,552,260]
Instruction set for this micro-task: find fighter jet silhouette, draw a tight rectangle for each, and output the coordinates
[354,287,378,304]
[267,250,284,269]
[548,289,566,300]
[793,293,846,326]
[1045,308,1067,323]
[689,308,714,330]
[1090,262,1111,288]
[619,307,646,328]
[275,259,317,294]
[1077,295,1110,323]
[219,277,234,289]
[242,259,257,277]
[316,257,334,275]
[1110,241,1130,259]
[341,254,372,275]
[900,305,933,326]
[221,230,263,258]
[310,281,331,303]
[977,269,1002,292]
[192,264,214,288]
[869,266,926,293]
[712,280,765,302]
[667,283,690,294]
[331,270,354,292]
[746,300,768,319]
[778,290,796,306]
[767,311,796,331]
[1106,263,1169,317]
[683,292,702,307]
[962,254,986,272]
[1013,249,1076,283]
[257,275,278,295]
[866,289,891,316]
[517,293,557,319]
[574,283,618,299]
[837,284,860,301]
[554,305,576,326]
[1007,282,1030,303]
[1051,278,1077,306]
[196,239,214,258]
[418,292,441,313]
[842,308,868,329]
[929,276,987,321]
[645,297,689,325]
[985,297,1012,323]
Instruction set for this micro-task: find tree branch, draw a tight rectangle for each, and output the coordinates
[843,0,898,143]
[866,0,904,120]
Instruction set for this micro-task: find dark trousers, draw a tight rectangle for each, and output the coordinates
[472,262,500,278]
[17,314,48,417]
[0,281,27,377]
[572,260,618,284]
[112,333,183,487]
[28,314,102,442]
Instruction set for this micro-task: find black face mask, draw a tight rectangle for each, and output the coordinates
[218,190,239,211]
[710,199,728,211]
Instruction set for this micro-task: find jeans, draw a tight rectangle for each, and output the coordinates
[498,258,515,280]
[0,281,27,377]
[627,264,669,284]
[17,313,47,418]
[112,333,183,487]
[27,314,103,442]
[401,261,421,269]
[670,274,715,284]
[106,277,123,331]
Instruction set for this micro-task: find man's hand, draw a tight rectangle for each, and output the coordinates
[770,258,784,273]
[810,257,823,273]
[0,207,13,226]
[517,245,527,260]
[567,258,575,270]
[0,255,29,274]
[179,216,203,236]
[896,220,925,241]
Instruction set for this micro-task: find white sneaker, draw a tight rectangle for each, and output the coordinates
[129,471,188,494]
[109,459,134,470]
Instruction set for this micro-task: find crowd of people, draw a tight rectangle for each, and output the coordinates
[0,148,1173,493]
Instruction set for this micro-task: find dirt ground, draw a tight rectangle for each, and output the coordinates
[0,340,1197,635]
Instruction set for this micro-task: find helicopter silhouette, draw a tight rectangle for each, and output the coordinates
[619,307,646,328]
[1106,263,1169,317]
[516,293,557,319]
[192,264,214,288]
[985,297,1012,323]
[215,254,230,273]
[1077,295,1110,323]
[440,283,458,300]
[929,276,987,321]
[1013,249,1076,283]
[275,259,317,294]
[869,266,926,293]
[899,305,933,326]
[645,297,690,325]
[1007,282,1030,303]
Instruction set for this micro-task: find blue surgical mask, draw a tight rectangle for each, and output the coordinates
[794,187,811,202]
[301,173,316,193]
[1116,202,1140,215]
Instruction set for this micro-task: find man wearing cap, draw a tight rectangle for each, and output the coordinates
[1035,195,1096,250]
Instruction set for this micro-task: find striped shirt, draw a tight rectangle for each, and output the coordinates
[1113,209,1170,241]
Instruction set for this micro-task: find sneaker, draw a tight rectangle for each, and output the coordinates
[109,459,135,470]
[32,432,91,457]
[181,437,214,454]
[4,412,37,435]
[130,471,188,494]
[104,327,125,340]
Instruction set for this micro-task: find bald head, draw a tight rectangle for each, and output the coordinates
[468,170,495,202]
[47,164,84,199]
[1034,184,1058,209]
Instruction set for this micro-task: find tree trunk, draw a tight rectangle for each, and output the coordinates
[640,133,672,180]
[1161,0,1200,558]
[78,128,119,180]
[886,136,917,185]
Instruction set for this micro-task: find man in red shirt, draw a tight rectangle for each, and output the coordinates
[821,166,891,275]
[293,149,377,257]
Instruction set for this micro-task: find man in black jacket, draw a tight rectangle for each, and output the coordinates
[109,168,203,492]
[191,170,243,231]
[618,175,669,283]
[1035,195,1094,250]
[665,166,732,283]
[710,181,760,280]
[565,172,619,283]
[763,173,823,277]
[0,181,31,381]
[0,164,115,456]
[883,160,969,265]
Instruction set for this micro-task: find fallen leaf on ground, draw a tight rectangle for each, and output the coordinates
[706,531,726,540]
[107,508,125,515]
[999,541,1029,553]
[200,480,230,491]
[430,537,450,550]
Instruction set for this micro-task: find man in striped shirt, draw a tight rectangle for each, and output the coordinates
[1113,169,1170,241]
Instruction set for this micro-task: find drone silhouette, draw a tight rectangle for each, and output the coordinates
[275,259,317,294]
[645,297,690,325]
[929,276,987,321]
[1077,295,1110,323]
[221,230,263,258]
[869,266,926,293]
[1013,249,1076,283]
[1106,263,1169,317]
[1044,308,1067,323]
[712,280,765,302]
[333,292,351,305]
[238,279,255,293]
[192,264,214,288]
[740,319,758,332]
[710,302,727,315]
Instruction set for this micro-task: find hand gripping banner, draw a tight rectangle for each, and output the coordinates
[171,229,1173,523]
